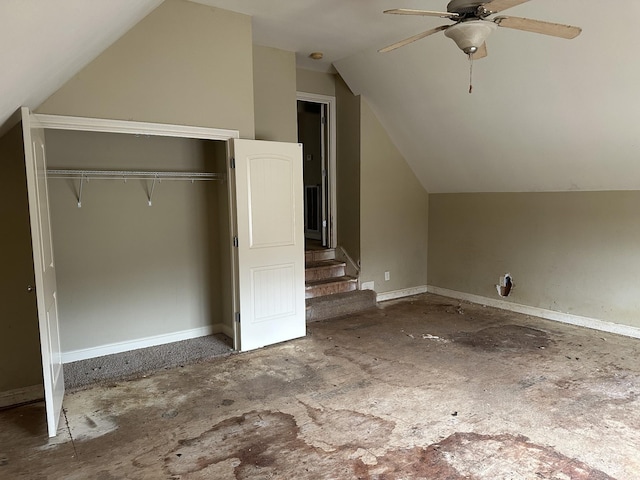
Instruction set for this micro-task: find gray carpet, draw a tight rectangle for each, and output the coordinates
[64,334,233,390]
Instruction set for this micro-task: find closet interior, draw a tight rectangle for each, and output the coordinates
[44,129,234,369]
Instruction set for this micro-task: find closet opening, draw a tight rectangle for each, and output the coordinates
[44,129,235,389]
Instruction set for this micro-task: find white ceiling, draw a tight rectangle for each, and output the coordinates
[3,0,640,192]
[197,0,640,193]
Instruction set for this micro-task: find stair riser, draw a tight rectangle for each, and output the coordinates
[305,249,336,263]
[305,280,357,299]
[306,290,377,322]
[305,264,346,282]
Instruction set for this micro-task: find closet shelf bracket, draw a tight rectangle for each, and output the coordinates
[77,174,85,208]
[147,174,158,207]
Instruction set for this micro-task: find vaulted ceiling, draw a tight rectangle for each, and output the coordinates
[3,1,639,193]
[0,0,161,130]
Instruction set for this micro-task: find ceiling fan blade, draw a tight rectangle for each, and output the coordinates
[494,16,582,39]
[472,42,488,60]
[483,0,530,14]
[384,8,460,20]
[378,25,449,53]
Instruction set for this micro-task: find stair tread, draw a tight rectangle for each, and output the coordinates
[305,275,357,287]
[305,259,346,269]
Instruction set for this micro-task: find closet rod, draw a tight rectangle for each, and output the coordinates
[46,169,224,181]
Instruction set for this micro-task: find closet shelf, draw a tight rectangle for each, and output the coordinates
[47,169,225,208]
[47,169,225,181]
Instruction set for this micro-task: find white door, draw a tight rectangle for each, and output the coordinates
[21,108,64,437]
[230,139,305,351]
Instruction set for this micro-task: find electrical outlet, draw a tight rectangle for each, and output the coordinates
[384,271,390,281]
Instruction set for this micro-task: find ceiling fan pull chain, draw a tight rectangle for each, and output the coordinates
[468,53,474,94]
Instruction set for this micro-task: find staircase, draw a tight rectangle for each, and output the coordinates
[305,248,377,322]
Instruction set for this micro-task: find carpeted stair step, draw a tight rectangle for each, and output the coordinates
[305,275,357,299]
[305,248,336,263]
[306,289,377,322]
[305,259,346,282]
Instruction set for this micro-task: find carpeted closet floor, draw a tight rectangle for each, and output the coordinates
[64,333,233,389]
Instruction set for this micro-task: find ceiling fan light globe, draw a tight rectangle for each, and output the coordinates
[444,20,497,54]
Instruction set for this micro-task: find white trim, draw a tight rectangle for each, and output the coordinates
[0,384,44,409]
[427,285,640,340]
[61,324,227,364]
[29,110,240,357]
[377,285,428,302]
[296,92,337,248]
[336,245,360,279]
[33,113,240,140]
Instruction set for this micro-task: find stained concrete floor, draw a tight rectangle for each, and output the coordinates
[2,293,640,479]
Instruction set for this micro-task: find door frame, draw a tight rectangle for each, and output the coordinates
[21,109,65,437]
[296,92,337,249]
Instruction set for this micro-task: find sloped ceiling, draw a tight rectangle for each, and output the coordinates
[198,0,640,193]
[0,0,161,131]
[3,0,639,193]
[334,1,640,193]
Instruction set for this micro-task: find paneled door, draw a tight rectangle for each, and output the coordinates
[21,108,64,437]
[230,139,305,351]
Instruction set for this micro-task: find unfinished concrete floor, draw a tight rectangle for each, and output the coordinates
[2,293,640,479]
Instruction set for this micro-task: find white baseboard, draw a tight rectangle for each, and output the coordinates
[427,285,640,340]
[0,384,44,408]
[62,324,230,364]
[377,285,428,302]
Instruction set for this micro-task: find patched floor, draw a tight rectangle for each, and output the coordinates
[1,293,640,479]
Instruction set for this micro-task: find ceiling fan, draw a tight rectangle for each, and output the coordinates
[379,0,582,59]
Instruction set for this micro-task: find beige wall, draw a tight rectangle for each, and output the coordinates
[360,100,428,293]
[428,192,640,328]
[335,75,361,262]
[37,0,255,138]
[46,130,229,353]
[335,74,429,293]
[296,69,336,97]
[0,124,44,392]
[253,45,297,143]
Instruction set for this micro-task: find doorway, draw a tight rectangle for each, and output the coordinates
[297,93,336,250]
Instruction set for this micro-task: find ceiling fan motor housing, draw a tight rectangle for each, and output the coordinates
[447,0,487,15]
[444,20,497,54]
